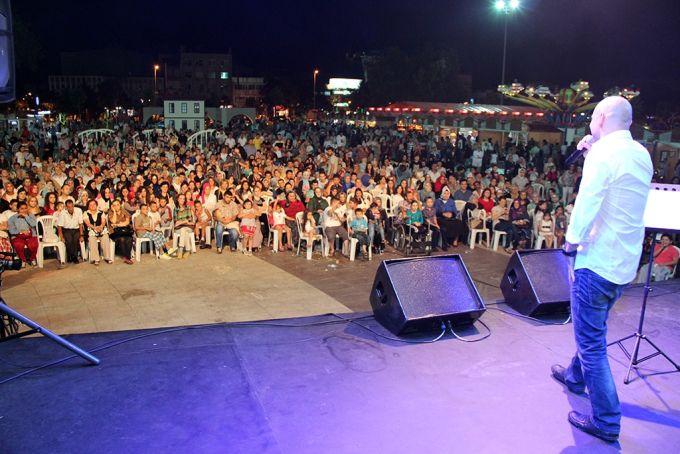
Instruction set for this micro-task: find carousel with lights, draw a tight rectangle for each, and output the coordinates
[497,80,640,126]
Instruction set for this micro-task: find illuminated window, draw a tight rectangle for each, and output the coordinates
[194,102,200,114]
[220,72,229,80]
[181,103,187,113]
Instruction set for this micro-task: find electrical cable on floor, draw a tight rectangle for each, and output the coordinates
[0,313,374,384]
[447,319,492,343]
[471,278,501,289]
[486,306,571,325]
[331,313,447,344]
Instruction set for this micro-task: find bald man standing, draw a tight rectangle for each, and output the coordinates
[551,96,653,442]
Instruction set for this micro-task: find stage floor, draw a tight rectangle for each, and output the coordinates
[1,281,679,453]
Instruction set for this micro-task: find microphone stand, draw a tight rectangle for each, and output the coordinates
[607,232,680,384]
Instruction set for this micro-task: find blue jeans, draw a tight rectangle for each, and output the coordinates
[368,222,385,247]
[215,224,238,250]
[565,268,624,434]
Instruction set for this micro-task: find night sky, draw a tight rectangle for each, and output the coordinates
[13,0,680,108]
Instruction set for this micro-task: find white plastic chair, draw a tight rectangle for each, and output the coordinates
[295,212,322,260]
[377,194,391,217]
[532,183,545,199]
[467,209,489,249]
[132,213,160,262]
[454,200,467,220]
[83,236,115,263]
[534,215,557,249]
[37,215,66,268]
[491,220,508,251]
[173,230,197,254]
[384,195,397,218]
[319,215,359,260]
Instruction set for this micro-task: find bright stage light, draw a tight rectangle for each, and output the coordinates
[510,0,520,10]
[495,0,506,11]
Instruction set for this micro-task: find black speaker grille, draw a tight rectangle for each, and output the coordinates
[386,256,482,318]
[520,250,571,303]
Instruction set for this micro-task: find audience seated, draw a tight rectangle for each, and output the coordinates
[0,117,674,276]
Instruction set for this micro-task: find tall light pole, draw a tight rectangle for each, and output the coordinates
[495,0,520,105]
[153,64,160,98]
[313,69,319,110]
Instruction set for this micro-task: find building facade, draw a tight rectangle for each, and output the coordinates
[232,77,265,108]
[164,100,204,131]
[161,52,233,102]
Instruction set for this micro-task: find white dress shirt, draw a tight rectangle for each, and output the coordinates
[58,207,84,229]
[566,130,653,284]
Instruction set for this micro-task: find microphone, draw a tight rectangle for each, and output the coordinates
[565,135,594,166]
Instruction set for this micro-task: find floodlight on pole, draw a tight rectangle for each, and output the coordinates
[494,0,520,105]
[313,69,319,110]
[153,64,160,96]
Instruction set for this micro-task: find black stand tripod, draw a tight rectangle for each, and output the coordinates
[0,268,100,365]
[608,233,680,384]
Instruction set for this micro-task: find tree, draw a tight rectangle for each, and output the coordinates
[57,88,87,115]
[353,46,469,106]
[263,76,302,107]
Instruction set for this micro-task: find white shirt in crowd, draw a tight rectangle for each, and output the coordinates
[0,209,16,238]
[58,207,84,229]
[323,206,342,228]
[566,130,653,284]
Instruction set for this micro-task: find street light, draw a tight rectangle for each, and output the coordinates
[494,0,520,105]
[313,69,319,110]
[153,64,160,97]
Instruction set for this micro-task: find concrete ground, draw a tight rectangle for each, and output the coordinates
[1,244,507,335]
[1,249,354,334]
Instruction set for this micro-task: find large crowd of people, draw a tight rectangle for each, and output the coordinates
[0,118,677,279]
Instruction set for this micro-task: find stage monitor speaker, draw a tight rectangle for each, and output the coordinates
[369,254,486,335]
[500,249,571,317]
[0,0,15,104]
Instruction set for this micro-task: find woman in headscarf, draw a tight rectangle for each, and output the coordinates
[434,186,464,249]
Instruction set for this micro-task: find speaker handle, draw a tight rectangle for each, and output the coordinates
[507,269,520,292]
[374,282,388,305]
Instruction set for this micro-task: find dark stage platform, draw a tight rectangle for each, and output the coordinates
[1,281,680,453]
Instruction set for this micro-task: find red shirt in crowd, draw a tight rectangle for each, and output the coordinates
[654,244,679,269]
[478,198,495,215]
[280,200,305,218]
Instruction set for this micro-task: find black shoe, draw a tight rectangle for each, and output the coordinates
[551,364,586,395]
[568,411,618,443]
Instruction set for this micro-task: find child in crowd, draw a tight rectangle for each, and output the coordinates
[271,202,292,252]
[405,200,426,243]
[239,199,258,255]
[304,211,318,244]
[54,201,65,217]
[349,208,369,259]
[538,211,554,248]
[554,205,567,248]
